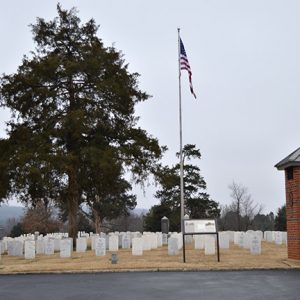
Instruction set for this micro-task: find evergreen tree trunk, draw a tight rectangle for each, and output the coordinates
[237,201,241,231]
[67,166,79,247]
[93,208,101,234]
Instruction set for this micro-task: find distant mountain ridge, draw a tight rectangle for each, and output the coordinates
[132,208,148,216]
[0,204,147,224]
[0,204,25,224]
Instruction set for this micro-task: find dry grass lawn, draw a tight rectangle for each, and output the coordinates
[0,242,299,274]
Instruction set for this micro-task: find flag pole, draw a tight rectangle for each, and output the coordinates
[178,28,185,233]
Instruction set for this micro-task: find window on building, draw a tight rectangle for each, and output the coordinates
[287,167,294,180]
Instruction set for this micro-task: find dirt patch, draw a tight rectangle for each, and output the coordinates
[0,242,298,274]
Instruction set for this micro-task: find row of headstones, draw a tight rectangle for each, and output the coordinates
[233,230,287,255]
[0,232,170,259]
[174,230,287,256]
[0,230,287,259]
[263,231,287,245]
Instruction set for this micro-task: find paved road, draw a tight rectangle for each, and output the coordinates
[0,270,300,300]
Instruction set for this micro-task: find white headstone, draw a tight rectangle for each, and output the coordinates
[162,233,168,245]
[44,239,55,255]
[168,237,179,255]
[36,239,45,254]
[194,235,205,249]
[227,231,235,243]
[150,233,158,249]
[244,233,253,249]
[238,232,245,248]
[255,231,263,241]
[132,238,143,256]
[7,240,23,257]
[204,235,215,255]
[219,232,230,249]
[142,235,151,251]
[0,241,3,255]
[122,235,131,249]
[184,222,194,244]
[90,234,99,250]
[95,237,106,256]
[250,235,261,255]
[156,232,163,247]
[76,237,87,253]
[264,231,272,242]
[25,240,36,259]
[54,238,61,252]
[233,232,240,245]
[275,231,283,245]
[60,239,72,258]
[109,235,119,252]
[176,233,183,250]
[282,232,287,245]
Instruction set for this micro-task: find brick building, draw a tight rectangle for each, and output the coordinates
[275,148,300,260]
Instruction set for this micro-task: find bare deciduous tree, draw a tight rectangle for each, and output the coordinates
[225,181,263,231]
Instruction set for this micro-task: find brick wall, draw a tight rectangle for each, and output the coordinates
[285,166,300,260]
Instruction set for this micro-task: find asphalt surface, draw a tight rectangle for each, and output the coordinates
[0,269,300,300]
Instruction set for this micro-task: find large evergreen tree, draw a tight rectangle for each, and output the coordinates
[274,205,286,231]
[0,5,163,240]
[144,144,220,232]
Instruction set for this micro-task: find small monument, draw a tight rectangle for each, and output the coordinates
[161,216,169,234]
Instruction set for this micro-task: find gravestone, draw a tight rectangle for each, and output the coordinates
[204,235,215,255]
[264,231,272,242]
[238,232,245,248]
[194,235,205,249]
[122,235,131,249]
[168,237,179,255]
[227,231,235,243]
[250,235,261,255]
[7,240,23,257]
[132,238,143,256]
[142,235,151,251]
[275,231,283,245]
[0,240,4,254]
[36,239,45,254]
[54,238,61,252]
[219,232,229,249]
[255,231,263,241]
[233,232,240,245]
[157,232,163,247]
[95,238,106,256]
[118,233,123,247]
[272,231,276,242]
[162,233,168,245]
[25,240,36,259]
[176,233,183,250]
[282,232,287,245]
[108,235,119,252]
[91,234,99,250]
[161,216,169,234]
[150,233,158,249]
[44,239,55,255]
[244,233,253,249]
[184,221,194,244]
[76,237,87,253]
[60,239,72,258]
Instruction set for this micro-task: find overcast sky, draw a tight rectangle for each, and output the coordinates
[0,0,299,214]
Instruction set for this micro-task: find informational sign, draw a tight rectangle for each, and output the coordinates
[182,219,220,263]
[184,219,217,233]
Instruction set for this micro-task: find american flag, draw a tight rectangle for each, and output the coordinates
[180,38,196,99]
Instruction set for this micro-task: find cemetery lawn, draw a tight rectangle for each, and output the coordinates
[0,242,299,274]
